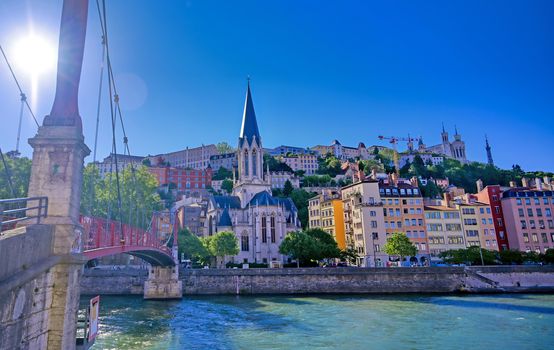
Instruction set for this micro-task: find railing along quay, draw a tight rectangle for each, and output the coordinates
[0,197,48,234]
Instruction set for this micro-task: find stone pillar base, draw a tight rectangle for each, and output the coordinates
[143,266,182,299]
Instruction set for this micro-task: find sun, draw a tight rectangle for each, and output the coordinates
[12,34,57,76]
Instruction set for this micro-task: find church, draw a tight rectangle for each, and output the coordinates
[417,124,468,163]
[205,82,301,265]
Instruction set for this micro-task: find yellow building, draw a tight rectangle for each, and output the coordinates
[308,191,346,249]
[456,202,499,251]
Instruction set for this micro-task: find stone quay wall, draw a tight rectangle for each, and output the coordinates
[0,225,57,350]
[80,265,554,296]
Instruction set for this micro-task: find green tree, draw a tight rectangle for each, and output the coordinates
[208,231,239,267]
[440,247,496,265]
[212,167,233,181]
[0,155,31,199]
[177,228,210,264]
[340,247,358,265]
[498,250,524,265]
[288,189,316,229]
[264,154,293,172]
[80,164,163,228]
[543,249,554,264]
[283,180,294,196]
[383,232,417,265]
[279,229,340,267]
[221,179,233,194]
[317,156,343,177]
[216,142,235,154]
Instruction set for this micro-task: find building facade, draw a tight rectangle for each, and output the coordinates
[204,82,300,265]
[312,140,371,160]
[92,153,145,178]
[147,144,219,170]
[265,145,313,156]
[280,154,319,175]
[269,171,300,190]
[308,191,346,249]
[424,205,466,257]
[341,180,388,267]
[148,167,212,192]
[457,202,499,251]
[501,187,554,253]
[379,180,430,263]
[209,152,237,171]
[475,184,510,250]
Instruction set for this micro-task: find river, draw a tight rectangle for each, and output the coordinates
[84,294,554,349]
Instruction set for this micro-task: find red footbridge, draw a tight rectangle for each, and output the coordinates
[80,215,177,266]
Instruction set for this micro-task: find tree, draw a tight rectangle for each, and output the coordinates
[80,164,163,228]
[439,247,496,265]
[288,189,316,229]
[279,229,340,266]
[216,142,235,154]
[543,249,554,264]
[317,156,342,177]
[264,154,293,172]
[340,247,358,265]
[208,231,239,267]
[212,167,233,181]
[177,228,210,264]
[0,155,31,199]
[221,179,233,194]
[498,249,524,265]
[383,232,417,265]
[283,180,294,196]
[141,158,151,167]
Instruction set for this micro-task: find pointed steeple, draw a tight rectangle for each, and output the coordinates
[239,79,261,147]
[454,125,459,136]
[485,135,494,166]
[442,122,446,133]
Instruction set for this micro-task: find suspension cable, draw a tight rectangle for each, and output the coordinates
[0,147,16,198]
[0,44,39,128]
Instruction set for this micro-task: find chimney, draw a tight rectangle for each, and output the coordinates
[521,177,529,188]
[509,181,516,188]
[535,177,543,191]
[410,176,419,188]
[358,170,365,182]
[443,192,452,207]
[476,179,484,193]
[391,172,398,185]
[543,176,551,189]
[371,169,377,180]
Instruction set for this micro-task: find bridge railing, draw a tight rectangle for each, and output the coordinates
[0,197,49,234]
[80,216,172,255]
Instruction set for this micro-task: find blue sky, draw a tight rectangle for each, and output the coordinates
[0,1,553,171]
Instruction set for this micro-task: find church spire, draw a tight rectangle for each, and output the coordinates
[239,78,261,147]
[485,135,494,166]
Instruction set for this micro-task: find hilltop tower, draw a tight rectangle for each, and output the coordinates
[485,135,494,166]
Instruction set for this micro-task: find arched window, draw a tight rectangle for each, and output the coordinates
[241,234,250,251]
[208,216,213,236]
[244,150,249,176]
[252,150,257,177]
[261,215,267,243]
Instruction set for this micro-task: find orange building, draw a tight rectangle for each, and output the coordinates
[308,191,346,249]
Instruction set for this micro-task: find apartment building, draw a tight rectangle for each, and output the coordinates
[424,205,465,257]
[475,183,510,250]
[280,154,319,175]
[148,167,212,192]
[456,202,499,251]
[147,144,219,170]
[501,187,554,253]
[341,180,388,267]
[379,180,429,263]
[308,191,346,249]
[92,153,145,178]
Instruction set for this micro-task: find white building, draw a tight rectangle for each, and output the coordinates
[92,153,145,178]
[269,171,300,190]
[280,154,319,175]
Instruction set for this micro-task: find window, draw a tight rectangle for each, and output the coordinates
[262,216,267,243]
[270,216,276,243]
[495,206,500,214]
[534,198,540,205]
[544,198,549,205]
[370,210,376,217]
[516,198,522,205]
[523,233,529,243]
[527,208,534,217]
[549,220,554,229]
[411,219,417,226]
[546,208,552,217]
[541,233,548,243]
[241,235,249,251]
[371,221,378,228]
[244,150,249,176]
[404,219,410,227]
[532,233,538,243]
[374,244,380,252]
[480,208,484,214]
[530,220,536,229]
[525,198,531,205]
[518,208,525,217]
[520,220,527,229]
[497,218,503,226]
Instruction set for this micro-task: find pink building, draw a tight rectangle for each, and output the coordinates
[501,187,554,253]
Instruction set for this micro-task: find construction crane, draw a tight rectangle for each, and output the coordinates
[377,135,421,175]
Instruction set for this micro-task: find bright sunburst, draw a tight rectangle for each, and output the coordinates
[12,34,56,76]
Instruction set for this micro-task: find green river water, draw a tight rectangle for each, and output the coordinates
[84,294,554,349]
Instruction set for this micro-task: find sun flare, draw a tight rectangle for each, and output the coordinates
[12,34,57,76]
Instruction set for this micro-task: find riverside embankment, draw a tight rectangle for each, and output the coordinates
[80,265,554,295]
